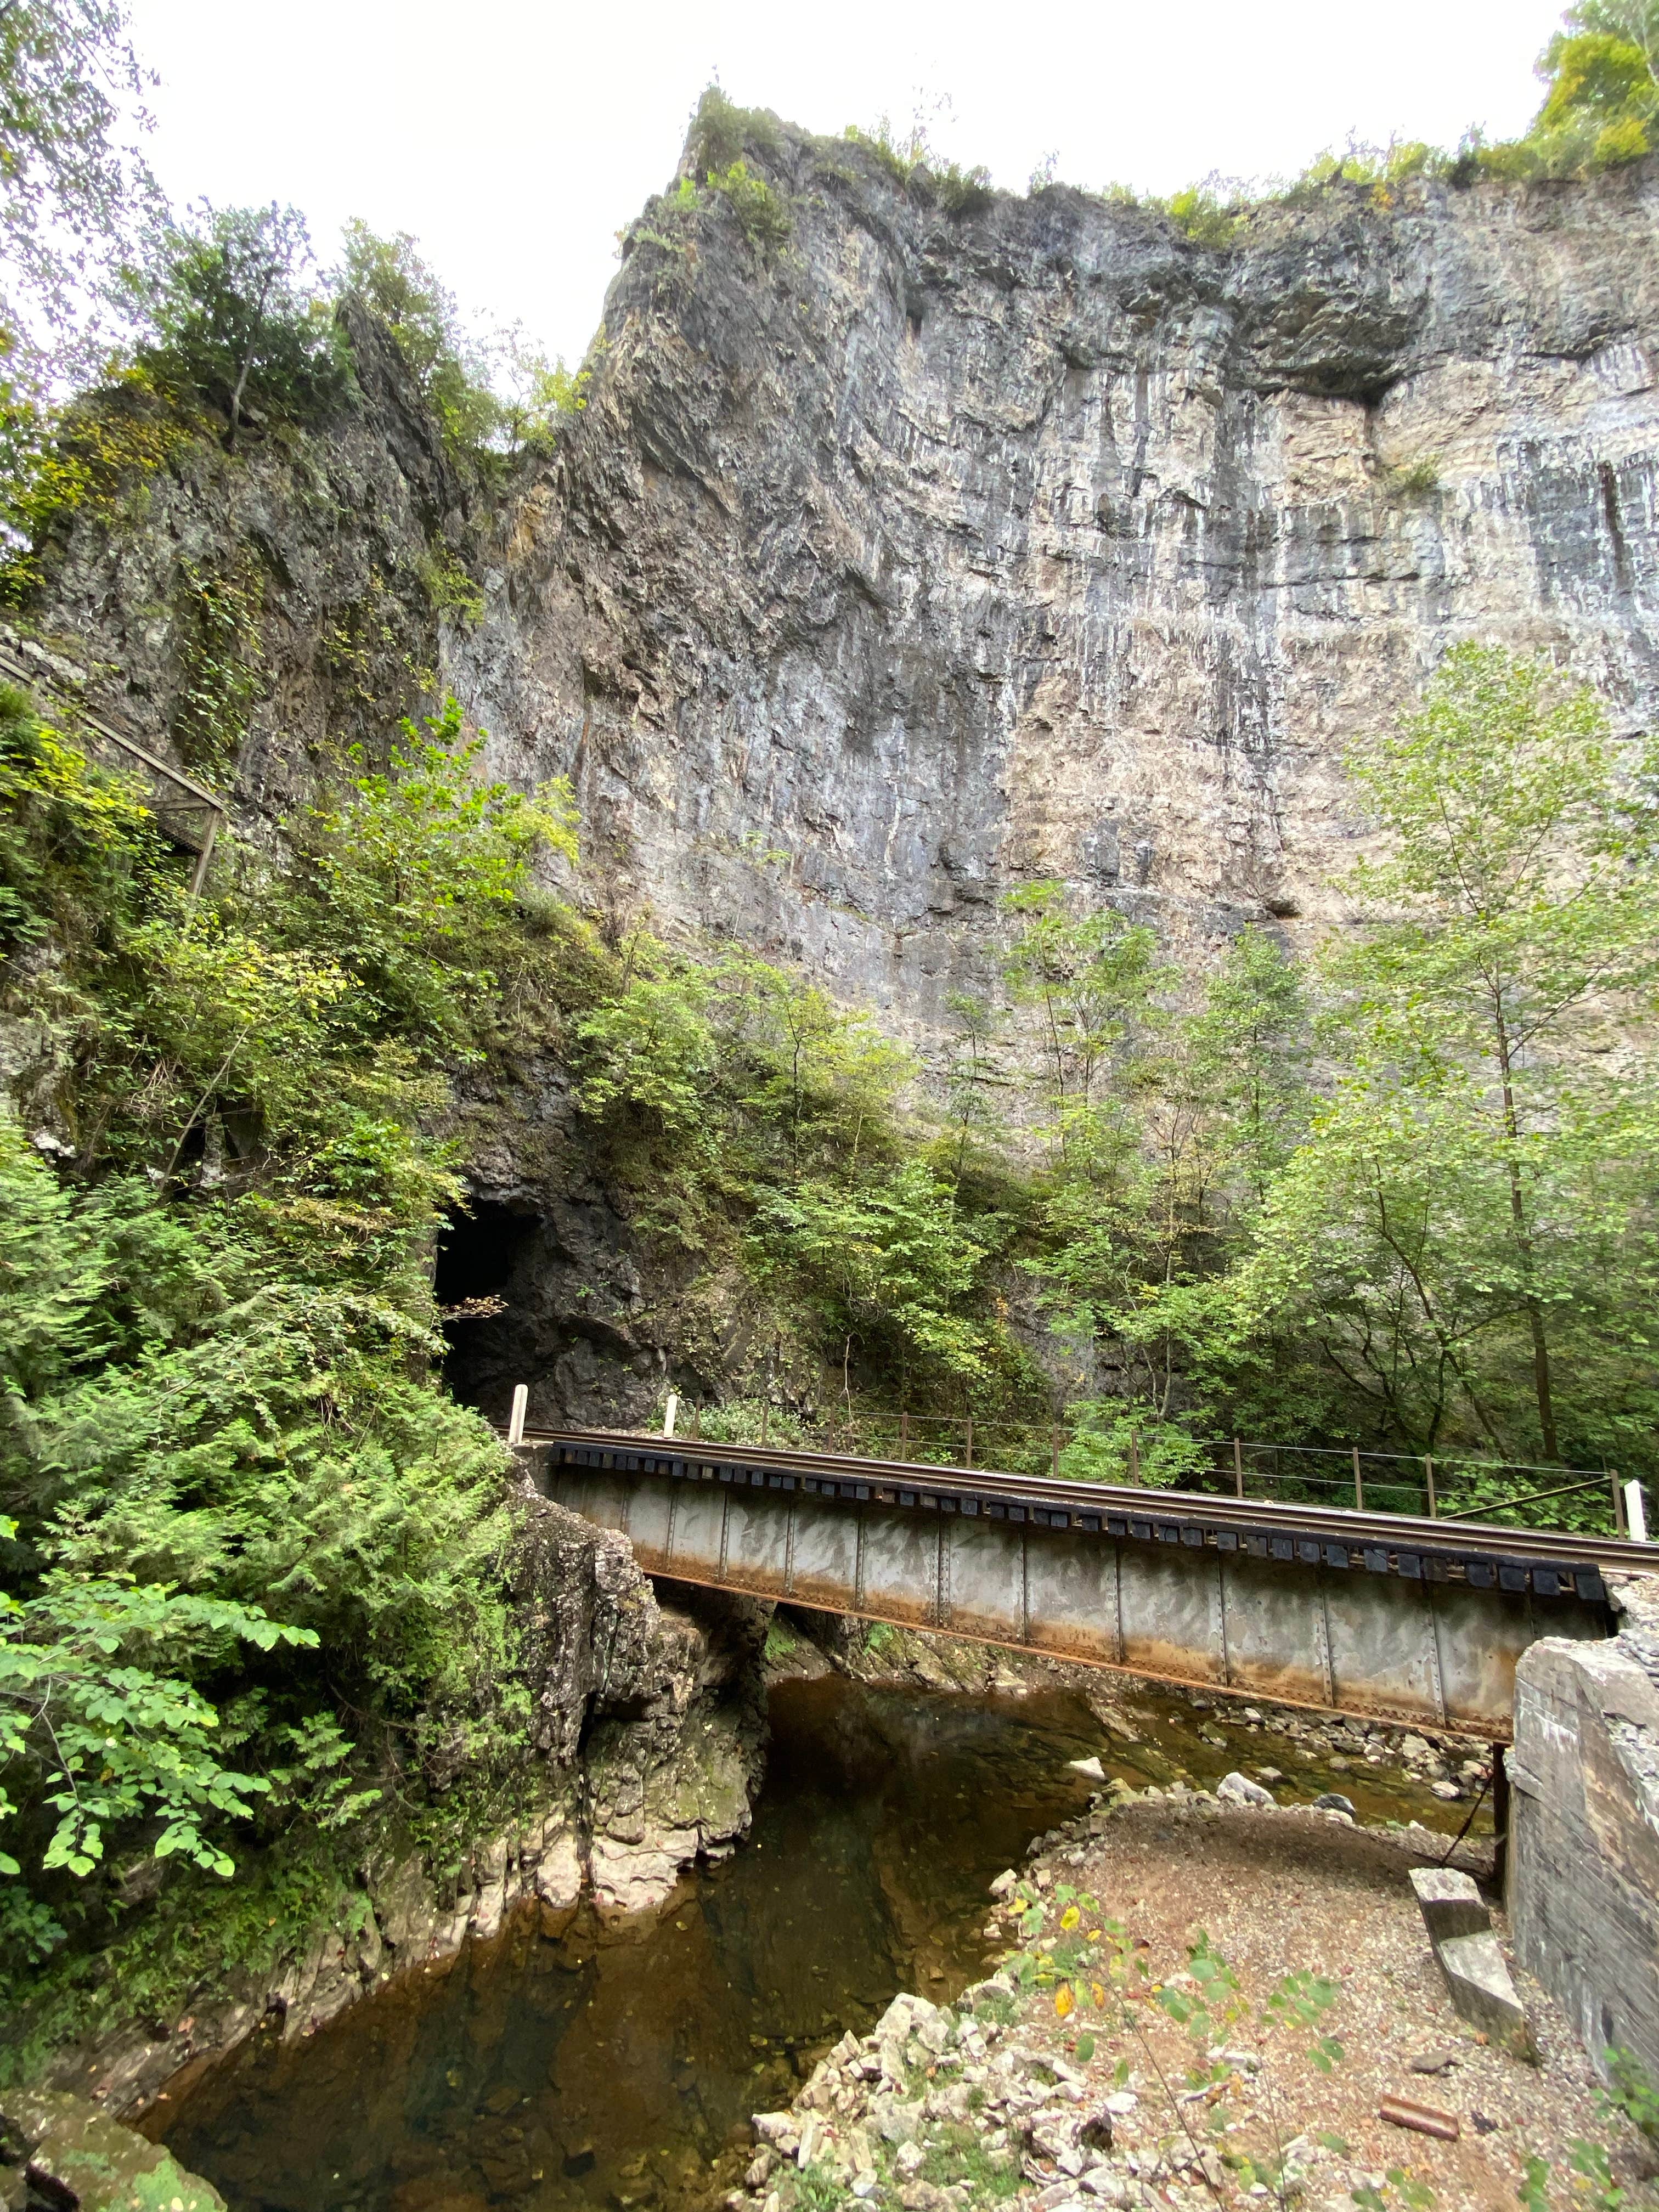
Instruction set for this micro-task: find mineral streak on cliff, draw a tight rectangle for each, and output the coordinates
[458,130,1659,1048]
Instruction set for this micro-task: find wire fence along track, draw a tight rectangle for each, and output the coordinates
[642,1406,1640,1541]
[520,1427,1656,1583]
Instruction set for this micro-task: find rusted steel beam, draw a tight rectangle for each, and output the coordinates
[519,1430,1628,1739]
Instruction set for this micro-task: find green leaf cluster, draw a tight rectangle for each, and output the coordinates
[570,936,1019,1408]
[0,679,579,1986]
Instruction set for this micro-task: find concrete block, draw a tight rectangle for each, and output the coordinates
[1510,1609,1659,2081]
[1436,1930,1533,2054]
[1409,1865,1490,1943]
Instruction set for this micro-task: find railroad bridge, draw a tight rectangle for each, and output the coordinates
[521,1429,1640,1742]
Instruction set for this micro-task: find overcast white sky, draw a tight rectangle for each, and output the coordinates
[125,0,1569,369]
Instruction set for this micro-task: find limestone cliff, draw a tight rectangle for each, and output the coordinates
[460,136,1659,1049]
[24,133,1659,1053]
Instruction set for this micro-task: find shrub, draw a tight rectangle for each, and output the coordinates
[933,162,996,217]
[707,159,793,249]
[1163,185,1242,247]
[171,556,264,775]
[843,121,917,187]
[1381,455,1442,499]
[689,86,778,176]
[0,373,195,602]
[1058,1404,1211,1489]
[843,117,994,215]
[0,675,586,1980]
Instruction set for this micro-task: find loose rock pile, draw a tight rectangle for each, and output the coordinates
[724,1731,1638,2212]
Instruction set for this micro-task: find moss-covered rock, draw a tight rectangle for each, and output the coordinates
[1,2089,225,2211]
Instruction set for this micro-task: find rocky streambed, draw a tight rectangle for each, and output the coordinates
[122,1634,1526,2212]
[731,1784,1652,2212]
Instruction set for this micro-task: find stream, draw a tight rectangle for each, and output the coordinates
[155,1675,1482,2212]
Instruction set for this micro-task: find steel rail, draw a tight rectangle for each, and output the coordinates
[519,1426,1651,1579]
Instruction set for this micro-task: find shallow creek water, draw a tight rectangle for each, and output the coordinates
[156,1677,1483,2212]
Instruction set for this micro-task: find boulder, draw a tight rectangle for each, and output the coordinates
[1217,1771,1276,1808]
[1435,1930,1534,2056]
[0,2089,226,2211]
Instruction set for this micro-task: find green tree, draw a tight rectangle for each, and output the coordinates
[130,200,346,446]
[292,697,578,1047]
[574,968,720,1137]
[0,0,156,413]
[0,676,576,1983]
[1532,1,1659,167]
[1000,881,1168,1166]
[720,951,911,1176]
[1013,934,1300,1447]
[940,991,1009,1182]
[1336,646,1659,1459]
[752,1160,992,1404]
[1182,925,1308,1212]
[1185,648,1659,1469]
[492,330,591,454]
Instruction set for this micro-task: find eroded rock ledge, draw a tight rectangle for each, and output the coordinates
[43,1492,769,2122]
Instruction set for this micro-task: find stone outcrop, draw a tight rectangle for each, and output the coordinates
[43,1492,767,2120]
[512,1495,769,1913]
[0,2087,225,2211]
[1508,1570,1659,2084]
[23,301,462,821]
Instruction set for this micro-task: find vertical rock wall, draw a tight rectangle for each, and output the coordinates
[1508,1572,1659,2082]
[461,140,1659,1056]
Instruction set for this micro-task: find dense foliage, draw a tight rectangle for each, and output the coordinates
[0,683,583,2018]
[0,669,1019,2034]
[990,650,1659,1501]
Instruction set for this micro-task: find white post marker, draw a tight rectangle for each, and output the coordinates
[507,1383,528,1448]
[1625,1479,1649,1543]
[663,1391,679,1440]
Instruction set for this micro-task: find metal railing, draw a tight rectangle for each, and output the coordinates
[0,631,224,890]
[659,1399,1643,1541]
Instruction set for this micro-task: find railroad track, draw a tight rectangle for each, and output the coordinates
[520,1428,1654,1602]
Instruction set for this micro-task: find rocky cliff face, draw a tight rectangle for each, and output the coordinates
[15,134,1659,1423]
[459,138,1659,1050]
[24,139,1659,1058]
[20,301,466,822]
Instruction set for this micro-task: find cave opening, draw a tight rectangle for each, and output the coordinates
[435,1199,537,1305]
[435,1199,539,1416]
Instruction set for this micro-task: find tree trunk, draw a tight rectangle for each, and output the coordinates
[225,347,253,452]
[1494,1007,1560,1461]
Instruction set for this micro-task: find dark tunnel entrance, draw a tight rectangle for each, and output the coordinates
[435,1199,538,1306]
[434,1199,539,1419]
